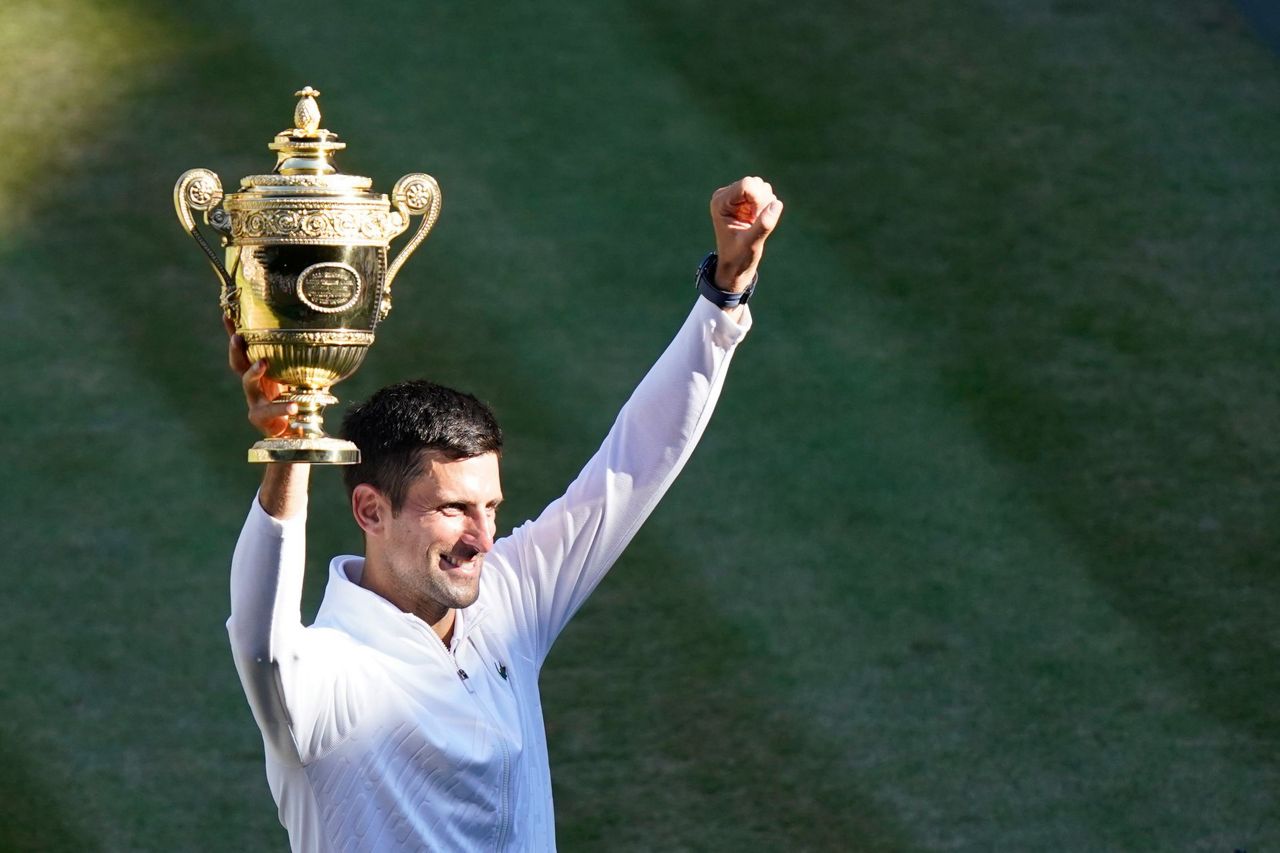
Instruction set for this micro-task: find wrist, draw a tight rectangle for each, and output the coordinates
[713,261,754,292]
[696,252,757,308]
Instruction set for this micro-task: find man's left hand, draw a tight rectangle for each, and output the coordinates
[709,176,784,293]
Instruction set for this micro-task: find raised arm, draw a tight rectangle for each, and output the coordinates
[484,177,783,664]
[224,327,334,765]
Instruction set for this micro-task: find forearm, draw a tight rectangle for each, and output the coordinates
[258,462,309,519]
[605,298,749,478]
[498,297,751,656]
[227,472,311,762]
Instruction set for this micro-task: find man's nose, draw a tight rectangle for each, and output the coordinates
[464,510,495,553]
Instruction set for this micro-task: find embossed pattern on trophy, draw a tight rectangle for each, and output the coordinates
[174,86,442,464]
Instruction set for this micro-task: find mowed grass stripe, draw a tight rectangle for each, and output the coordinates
[621,0,1279,848]
[1,3,316,850]
[0,3,285,851]
[2,0,1277,850]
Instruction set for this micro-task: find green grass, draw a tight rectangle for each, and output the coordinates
[2,0,1278,849]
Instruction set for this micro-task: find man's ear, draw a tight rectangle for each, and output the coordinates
[352,484,388,536]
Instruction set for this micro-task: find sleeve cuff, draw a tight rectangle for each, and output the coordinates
[693,295,753,348]
[250,488,308,534]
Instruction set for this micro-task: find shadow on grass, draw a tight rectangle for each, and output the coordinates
[17,0,1278,846]
[546,536,915,851]
[5,1,909,848]
[1236,0,1280,52]
[627,0,1280,760]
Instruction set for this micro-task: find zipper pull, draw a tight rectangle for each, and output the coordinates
[457,668,475,693]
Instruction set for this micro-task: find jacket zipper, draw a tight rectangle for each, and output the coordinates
[449,639,512,850]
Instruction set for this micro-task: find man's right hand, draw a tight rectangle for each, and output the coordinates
[225,317,310,518]
[225,316,298,439]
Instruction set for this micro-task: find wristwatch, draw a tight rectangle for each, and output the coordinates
[695,252,756,308]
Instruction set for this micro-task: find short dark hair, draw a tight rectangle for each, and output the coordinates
[340,380,503,512]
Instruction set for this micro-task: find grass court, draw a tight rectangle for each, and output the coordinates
[1,1,1278,849]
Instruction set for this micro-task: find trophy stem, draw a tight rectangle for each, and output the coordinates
[247,388,360,465]
[288,388,337,438]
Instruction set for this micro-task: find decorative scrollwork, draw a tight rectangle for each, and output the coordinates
[403,180,432,212]
[241,328,375,347]
[173,168,235,316]
[181,168,223,211]
[240,174,371,189]
[226,202,403,245]
[384,173,443,314]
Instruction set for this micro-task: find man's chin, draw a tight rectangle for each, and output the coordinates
[435,577,481,610]
[452,580,481,608]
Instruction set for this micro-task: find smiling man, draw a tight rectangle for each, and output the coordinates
[226,177,783,852]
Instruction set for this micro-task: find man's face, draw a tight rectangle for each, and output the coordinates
[371,450,503,624]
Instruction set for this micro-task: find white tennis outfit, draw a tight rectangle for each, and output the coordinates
[228,298,750,852]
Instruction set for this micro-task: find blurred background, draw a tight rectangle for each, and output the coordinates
[2,0,1278,849]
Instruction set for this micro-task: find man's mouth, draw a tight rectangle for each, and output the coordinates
[440,550,481,572]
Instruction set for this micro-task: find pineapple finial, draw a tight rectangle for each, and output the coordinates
[293,86,322,136]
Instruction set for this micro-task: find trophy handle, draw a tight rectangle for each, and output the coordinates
[383,173,442,319]
[174,168,238,322]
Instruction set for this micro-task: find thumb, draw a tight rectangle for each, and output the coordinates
[749,198,784,241]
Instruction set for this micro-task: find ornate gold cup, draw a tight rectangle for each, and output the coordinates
[175,86,441,464]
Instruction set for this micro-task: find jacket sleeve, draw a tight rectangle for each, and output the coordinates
[484,297,751,666]
[226,499,368,766]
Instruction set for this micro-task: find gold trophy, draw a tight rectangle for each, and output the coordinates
[175,86,441,464]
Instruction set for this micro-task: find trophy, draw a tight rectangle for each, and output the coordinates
[174,86,441,464]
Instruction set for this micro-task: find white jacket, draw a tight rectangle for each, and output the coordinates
[228,298,750,852]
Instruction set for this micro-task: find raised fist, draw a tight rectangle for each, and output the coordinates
[709,176,784,293]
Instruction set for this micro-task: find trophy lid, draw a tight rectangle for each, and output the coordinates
[268,87,347,176]
[234,86,374,194]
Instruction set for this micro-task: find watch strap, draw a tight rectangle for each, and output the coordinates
[695,252,756,308]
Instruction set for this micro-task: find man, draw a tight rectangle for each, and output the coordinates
[227,177,783,851]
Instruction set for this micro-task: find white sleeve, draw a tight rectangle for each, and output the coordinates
[226,499,367,766]
[485,297,751,665]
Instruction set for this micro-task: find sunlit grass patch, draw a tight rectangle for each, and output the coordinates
[0,0,178,230]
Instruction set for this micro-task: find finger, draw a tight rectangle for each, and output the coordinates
[253,400,297,421]
[228,336,250,376]
[720,178,775,226]
[741,176,771,202]
[242,359,272,404]
[252,400,298,435]
[259,416,295,439]
[227,317,251,375]
[710,178,749,216]
[748,198,784,240]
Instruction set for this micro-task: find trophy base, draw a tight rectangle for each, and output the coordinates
[248,436,360,465]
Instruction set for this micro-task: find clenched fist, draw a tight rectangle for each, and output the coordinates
[710,176,784,293]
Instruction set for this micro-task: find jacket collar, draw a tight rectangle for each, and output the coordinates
[317,554,489,655]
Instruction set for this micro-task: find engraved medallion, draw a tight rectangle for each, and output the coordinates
[297,263,361,313]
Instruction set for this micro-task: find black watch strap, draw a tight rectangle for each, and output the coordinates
[695,252,756,308]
